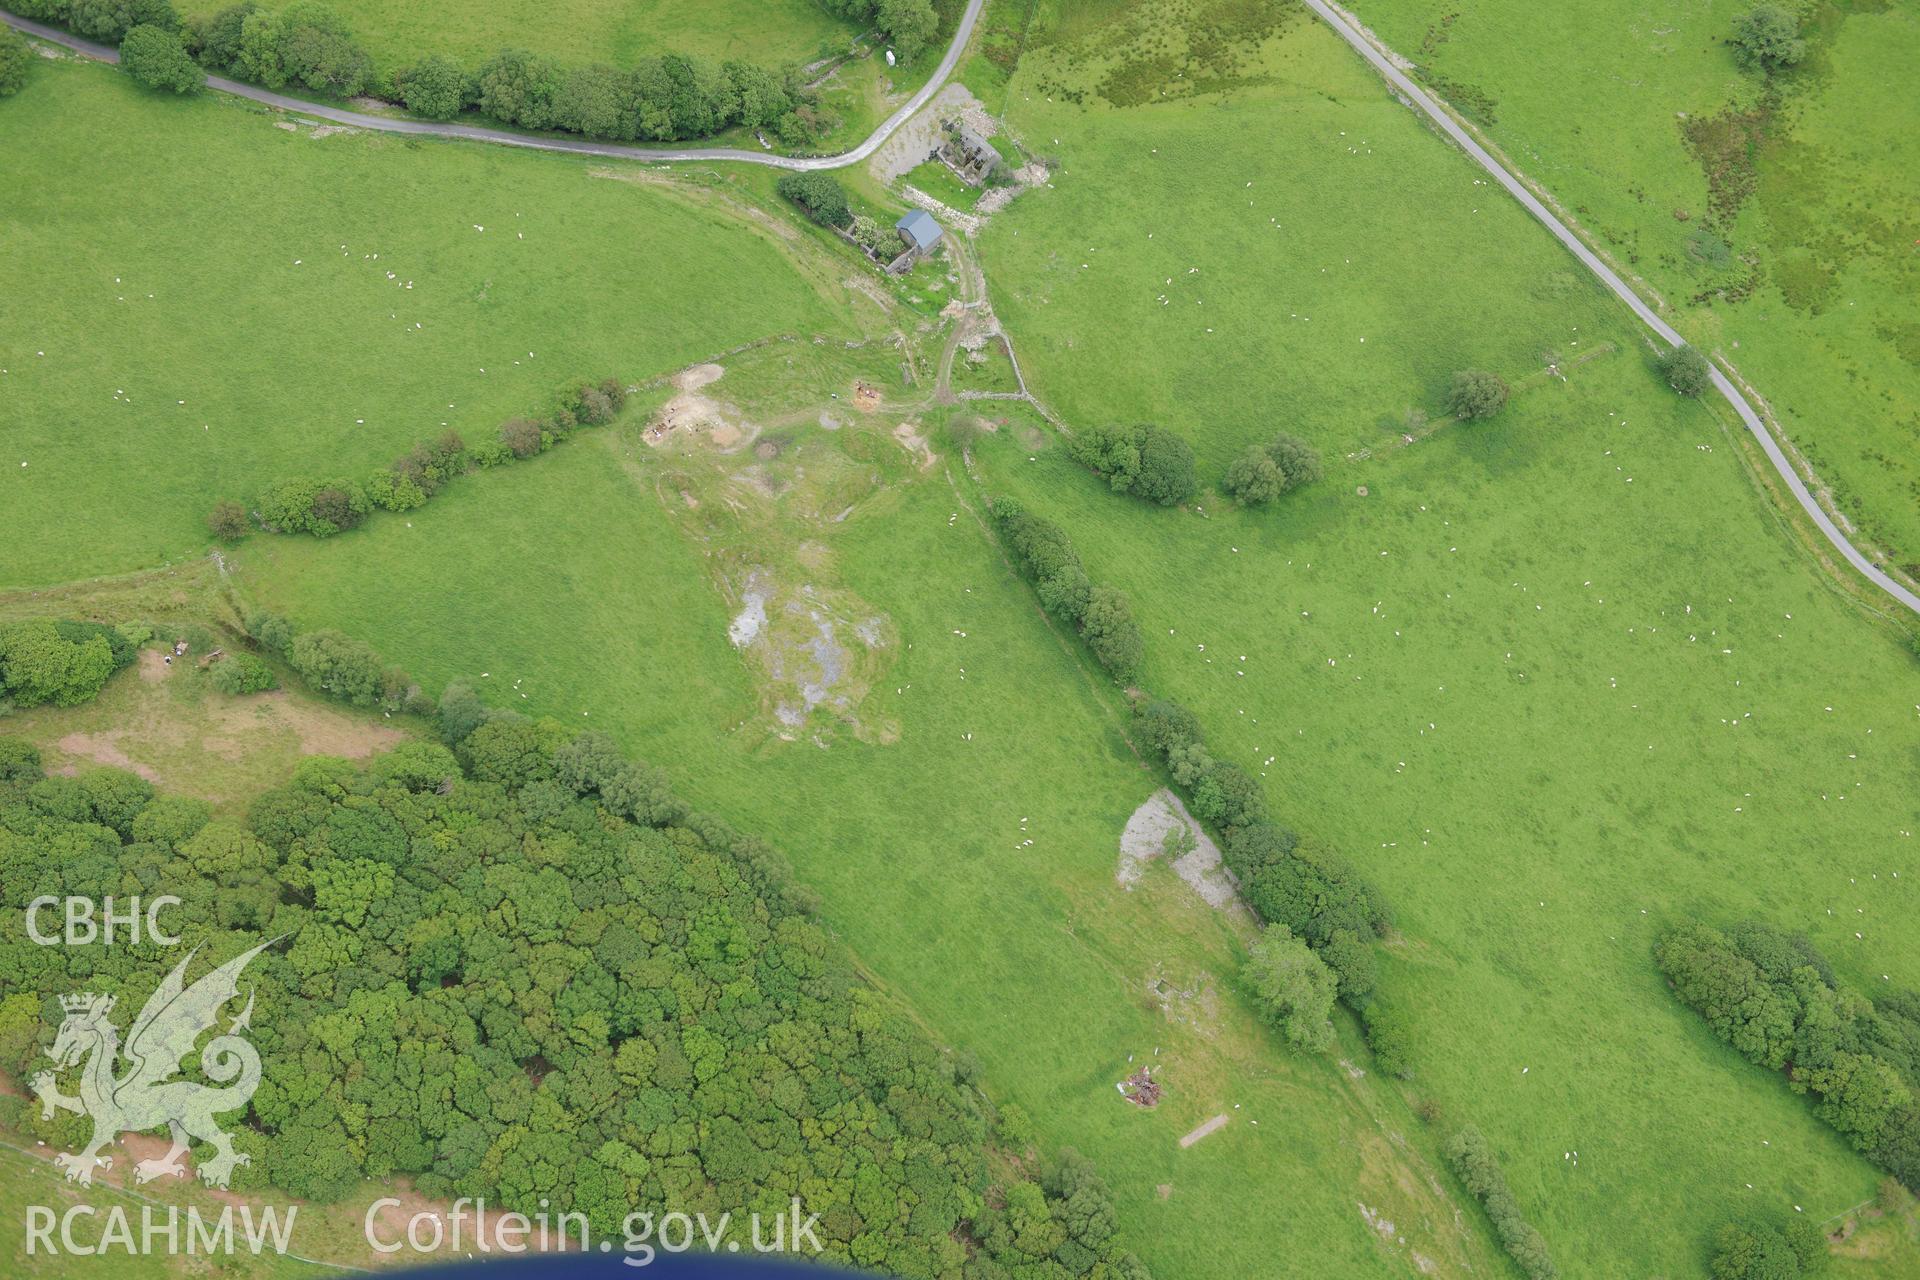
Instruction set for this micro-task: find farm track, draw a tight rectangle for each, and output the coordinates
[0,0,986,170]
[1299,0,1920,618]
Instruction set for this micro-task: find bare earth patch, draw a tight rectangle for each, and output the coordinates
[645,363,757,452]
[1117,789,1245,912]
[891,421,939,471]
[723,566,896,744]
[54,732,161,782]
[1179,1114,1230,1148]
[868,83,996,182]
[27,664,403,812]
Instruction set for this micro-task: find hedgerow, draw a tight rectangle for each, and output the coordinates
[1130,696,1393,1014]
[776,172,854,227]
[1657,919,1920,1191]
[243,609,429,716]
[27,0,830,145]
[1443,1126,1559,1280]
[989,496,1145,682]
[222,377,626,540]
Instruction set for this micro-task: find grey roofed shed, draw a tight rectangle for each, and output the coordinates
[895,209,943,253]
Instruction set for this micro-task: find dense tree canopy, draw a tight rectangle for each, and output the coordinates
[0,718,1153,1279]
[0,620,128,710]
[0,25,34,97]
[121,23,202,92]
[68,0,178,44]
[1067,424,1197,507]
[235,1,371,97]
[1448,369,1510,421]
[1222,433,1321,506]
[1732,5,1806,73]
[1658,343,1714,397]
[814,0,940,63]
[1242,925,1336,1052]
[1709,1215,1826,1279]
[1658,921,1920,1190]
[776,172,854,228]
[393,53,463,119]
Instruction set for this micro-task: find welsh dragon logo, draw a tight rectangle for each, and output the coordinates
[32,940,274,1189]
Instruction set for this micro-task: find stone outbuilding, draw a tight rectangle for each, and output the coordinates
[938,122,1003,187]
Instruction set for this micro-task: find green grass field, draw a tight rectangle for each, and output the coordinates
[0,57,863,588]
[969,3,1920,1271]
[235,387,1512,1278]
[979,3,1627,478]
[977,366,1920,1276]
[1341,0,1920,575]
[173,0,860,74]
[9,0,1920,1275]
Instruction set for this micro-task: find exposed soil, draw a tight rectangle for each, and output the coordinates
[867,82,996,182]
[54,732,161,782]
[645,363,756,451]
[1178,1115,1229,1148]
[891,421,939,471]
[1117,789,1243,911]
[676,363,726,391]
[720,566,896,744]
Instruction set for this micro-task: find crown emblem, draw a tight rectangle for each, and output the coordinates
[60,992,112,1014]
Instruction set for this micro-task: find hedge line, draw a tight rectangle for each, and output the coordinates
[1443,1126,1559,1280]
[988,496,1145,683]
[1130,698,1397,1037]
[981,486,1407,1073]
[242,608,429,715]
[8,0,908,146]
[1658,919,1920,1192]
[209,376,625,540]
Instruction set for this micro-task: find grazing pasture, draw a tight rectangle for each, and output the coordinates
[0,58,859,587]
[1343,0,1920,575]
[965,2,1920,1270]
[978,364,1920,1276]
[979,8,1627,476]
[235,381,1514,1277]
[9,0,1920,1273]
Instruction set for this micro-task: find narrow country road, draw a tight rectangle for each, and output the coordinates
[1299,0,1920,617]
[11,0,1910,616]
[0,0,985,170]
